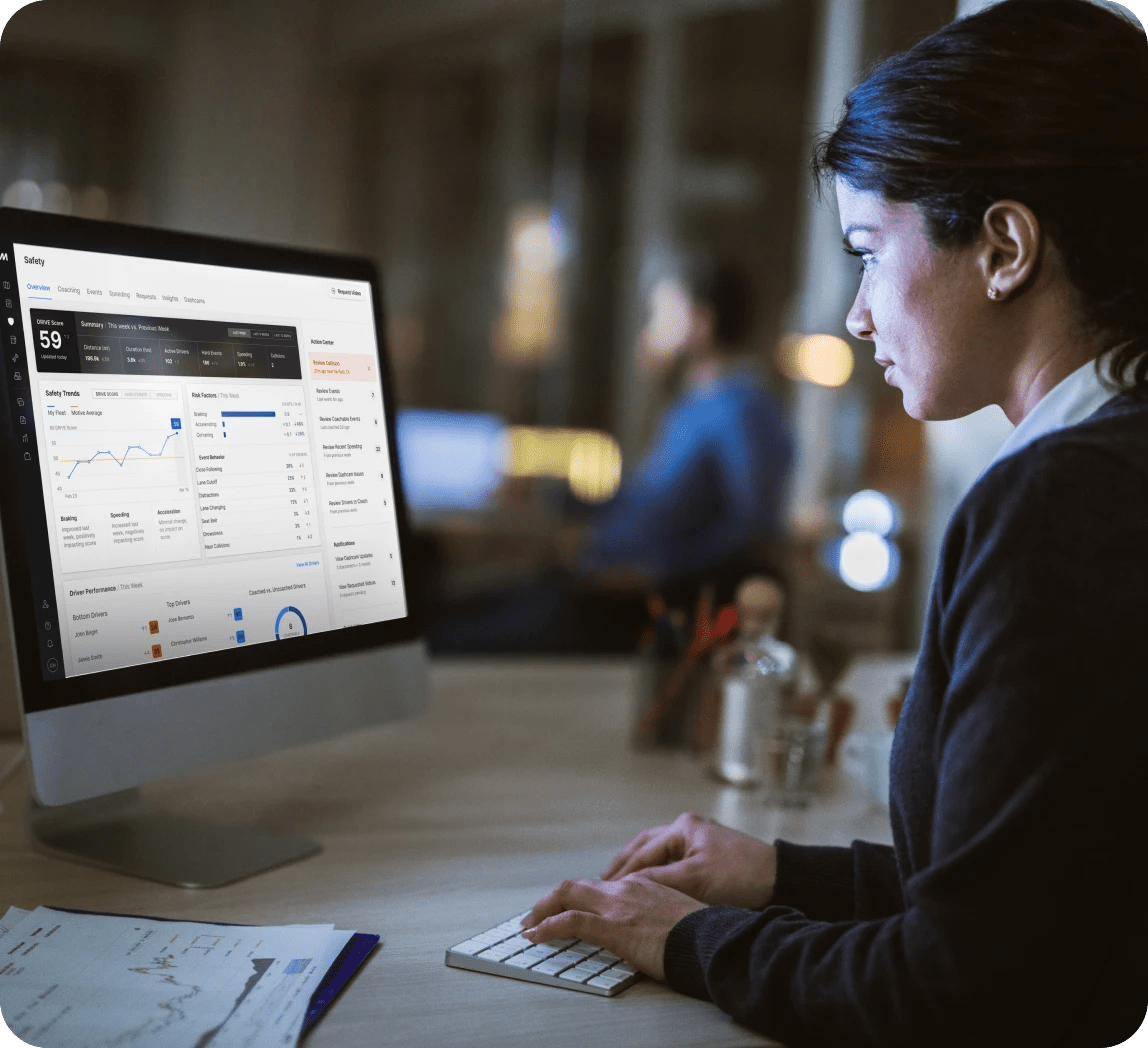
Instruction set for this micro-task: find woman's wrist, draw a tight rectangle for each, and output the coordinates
[755,841,778,908]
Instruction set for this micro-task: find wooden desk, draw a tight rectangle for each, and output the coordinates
[0,657,909,1048]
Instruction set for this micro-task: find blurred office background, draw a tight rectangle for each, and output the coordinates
[0,0,1015,657]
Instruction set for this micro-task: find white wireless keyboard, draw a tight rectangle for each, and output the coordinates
[445,912,642,996]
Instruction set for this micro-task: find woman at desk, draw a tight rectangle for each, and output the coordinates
[522,1,1148,1044]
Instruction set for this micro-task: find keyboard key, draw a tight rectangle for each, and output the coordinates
[544,938,577,950]
[567,942,600,957]
[612,962,636,976]
[596,951,620,964]
[550,950,588,968]
[473,930,508,945]
[572,959,609,977]
[480,941,527,962]
[449,939,487,956]
[532,956,577,976]
[519,944,561,963]
[559,967,593,982]
[588,973,627,989]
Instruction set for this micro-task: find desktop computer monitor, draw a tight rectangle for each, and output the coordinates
[0,207,429,886]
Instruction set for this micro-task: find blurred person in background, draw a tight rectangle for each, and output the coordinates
[520,2,1148,1044]
[430,260,793,654]
[576,260,794,609]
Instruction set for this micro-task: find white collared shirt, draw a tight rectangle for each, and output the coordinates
[985,357,1119,473]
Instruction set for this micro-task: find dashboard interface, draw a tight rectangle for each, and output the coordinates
[4,242,407,682]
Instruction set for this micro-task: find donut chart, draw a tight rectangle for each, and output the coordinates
[274,606,308,639]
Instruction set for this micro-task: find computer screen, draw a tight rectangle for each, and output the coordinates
[15,244,406,682]
[0,209,426,834]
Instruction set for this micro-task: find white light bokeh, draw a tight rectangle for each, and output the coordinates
[838,532,897,592]
[3,180,44,210]
[842,489,898,536]
[513,213,562,273]
[643,277,694,359]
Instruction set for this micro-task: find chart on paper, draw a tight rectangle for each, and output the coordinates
[40,386,199,572]
[0,906,354,1048]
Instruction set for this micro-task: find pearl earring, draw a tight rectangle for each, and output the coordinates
[988,286,1001,300]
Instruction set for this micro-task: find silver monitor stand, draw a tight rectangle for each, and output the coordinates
[27,789,320,889]
[17,640,429,888]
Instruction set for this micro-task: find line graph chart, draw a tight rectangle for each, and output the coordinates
[65,430,182,480]
[0,908,348,1048]
[47,400,190,493]
[42,390,199,571]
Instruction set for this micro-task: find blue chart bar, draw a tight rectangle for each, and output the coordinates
[221,411,276,418]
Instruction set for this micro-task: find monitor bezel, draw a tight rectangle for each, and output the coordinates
[0,206,422,716]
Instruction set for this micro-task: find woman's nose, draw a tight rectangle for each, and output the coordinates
[846,289,874,341]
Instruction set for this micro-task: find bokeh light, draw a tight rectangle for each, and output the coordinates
[842,489,898,537]
[507,426,623,502]
[513,210,562,273]
[3,180,44,210]
[837,532,899,592]
[567,432,623,503]
[642,277,694,360]
[495,204,564,363]
[777,333,854,387]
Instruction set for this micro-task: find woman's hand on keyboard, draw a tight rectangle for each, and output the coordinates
[520,874,704,981]
[601,812,777,909]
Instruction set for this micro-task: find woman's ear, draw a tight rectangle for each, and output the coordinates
[978,200,1042,300]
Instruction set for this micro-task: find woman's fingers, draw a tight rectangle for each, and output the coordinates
[607,833,685,880]
[520,873,707,981]
[522,878,609,930]
[525,909,614,950]
[601,827,659,879]
[636,858,700,897]
[602,814,709,879]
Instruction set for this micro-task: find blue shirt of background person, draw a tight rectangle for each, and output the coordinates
[580,262,794,587]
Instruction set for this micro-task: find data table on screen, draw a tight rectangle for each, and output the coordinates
[188,385,318,558]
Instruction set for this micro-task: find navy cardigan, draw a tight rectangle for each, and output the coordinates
[664,394,1148,1047]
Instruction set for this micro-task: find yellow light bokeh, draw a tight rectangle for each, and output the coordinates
[507,426,623,503]
[776,333,854,387]
[494,205,563,364]
[567,432,623,503]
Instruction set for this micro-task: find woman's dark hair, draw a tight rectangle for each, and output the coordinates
[812,0,1148,394]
